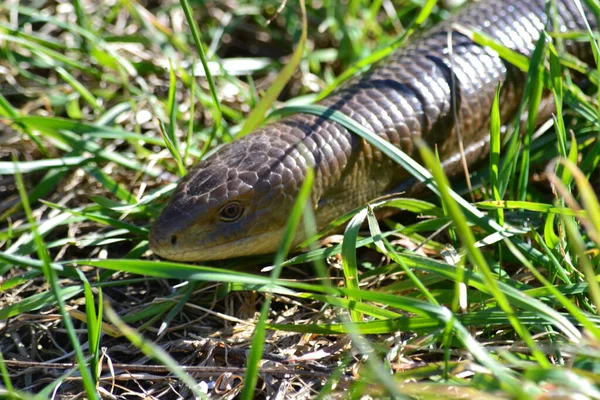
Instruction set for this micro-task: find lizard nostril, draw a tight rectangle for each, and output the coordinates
[170,235,178,246]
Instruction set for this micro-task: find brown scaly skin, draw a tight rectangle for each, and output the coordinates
[150,0,597,261]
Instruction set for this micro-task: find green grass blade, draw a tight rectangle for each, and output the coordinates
[184,63,195,165]
[547,40,568,160]
[0,157,89,174]
[562,216,600,314]
[237,0,307,137]
[179,0,222,156]
[489,83,504,224]
[0,286,82,320]
[341,208,367,322]
[476,200,588,217]
[161,59,186,175]
[517,33,547,201]
[13,156,98,399]
[55,66,101,111]
[0,351,15,395]
[416,141,551,368]
[76,270,101,384]
[240,166,314,400]
[158,119,186,177]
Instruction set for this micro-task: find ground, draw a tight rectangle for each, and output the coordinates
[1,0,600,399]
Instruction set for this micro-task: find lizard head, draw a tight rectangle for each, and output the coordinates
[149,135,306,261]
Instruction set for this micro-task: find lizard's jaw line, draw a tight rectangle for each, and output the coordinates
[149,227,289,261]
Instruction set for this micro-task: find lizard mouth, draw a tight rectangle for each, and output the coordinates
[149,227,289,262]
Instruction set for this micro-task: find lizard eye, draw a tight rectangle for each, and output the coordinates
[219,202,243,222]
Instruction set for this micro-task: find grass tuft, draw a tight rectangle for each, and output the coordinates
[1,0,599,398]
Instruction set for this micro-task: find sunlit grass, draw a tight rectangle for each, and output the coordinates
[1,0,599,398]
